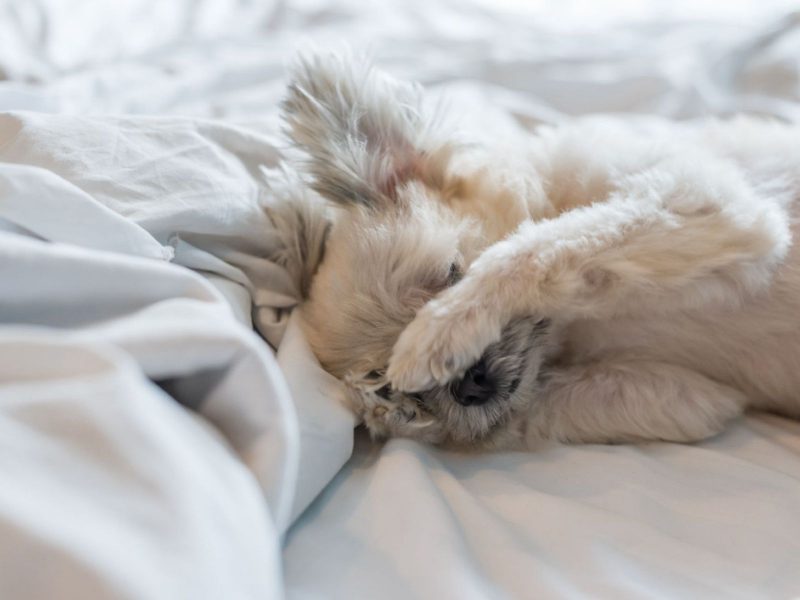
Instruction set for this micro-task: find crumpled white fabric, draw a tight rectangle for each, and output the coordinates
[0,230,296,597]
[285,422,800,598]
[0,109,334,598]
[0,331,284,600]
[0,112,301,341]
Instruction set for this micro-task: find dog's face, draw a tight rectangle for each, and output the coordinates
[302,182,554,449]
[279,54,552,449]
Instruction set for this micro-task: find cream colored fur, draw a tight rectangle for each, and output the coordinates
[276,52,800,450]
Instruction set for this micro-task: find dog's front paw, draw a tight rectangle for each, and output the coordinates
[387,293,502,392]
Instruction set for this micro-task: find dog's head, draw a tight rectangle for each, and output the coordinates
[274,53,552,449]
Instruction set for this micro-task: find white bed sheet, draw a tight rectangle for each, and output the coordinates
[1,0,800,598]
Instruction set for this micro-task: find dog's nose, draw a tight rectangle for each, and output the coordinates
[455,358,496,407]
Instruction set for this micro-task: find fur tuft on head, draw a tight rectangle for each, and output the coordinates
[281,50,459,210]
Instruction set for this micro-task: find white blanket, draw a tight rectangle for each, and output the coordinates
[1,0,800,598]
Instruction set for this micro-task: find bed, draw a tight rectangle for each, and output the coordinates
[1,0,799,597]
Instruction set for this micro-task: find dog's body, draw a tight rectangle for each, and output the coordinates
[274,54,800,451]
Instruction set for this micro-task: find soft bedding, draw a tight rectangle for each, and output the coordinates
[1,0,800,598]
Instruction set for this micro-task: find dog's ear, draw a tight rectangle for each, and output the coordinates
[264,174,331,301]
[282,51,456,210]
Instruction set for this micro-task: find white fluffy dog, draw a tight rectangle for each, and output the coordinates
[270,52,800,451]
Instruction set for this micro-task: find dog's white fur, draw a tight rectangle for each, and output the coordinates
[273,52,800,451]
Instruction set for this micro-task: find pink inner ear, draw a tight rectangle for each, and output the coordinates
[380,150,424,200]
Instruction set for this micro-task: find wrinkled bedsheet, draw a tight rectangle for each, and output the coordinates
[1,0,800,598]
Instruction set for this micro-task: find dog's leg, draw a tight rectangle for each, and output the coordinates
[388,155,791,391]
[526,358,748,444]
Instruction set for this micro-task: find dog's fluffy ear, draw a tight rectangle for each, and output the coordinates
[281,51,456,209]
[264,175,331,301]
